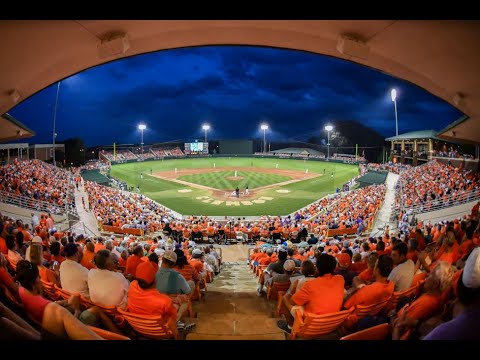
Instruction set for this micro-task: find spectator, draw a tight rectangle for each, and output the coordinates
[388,242,415,292]
[277,253,344,333]
[424,248,480,340]
[88,250,130,309]
[59,243,90,297]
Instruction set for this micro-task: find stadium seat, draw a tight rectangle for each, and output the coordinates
[290,307,355,340]
[340,323,390,340]
[354,298,391,320]
[40,279,59,301]
[276,290,286,317]
[53,284,77,300]
[266,282,291,301]
[80,295,119,319]
[116,307,179,340]
[386,283,421,313]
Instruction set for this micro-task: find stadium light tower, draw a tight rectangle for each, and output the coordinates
[391,88,398,136]
[52,81,61,167]
[138,124,146,154]
[202,124,210,142]
[325,125,333,160]
[261,124,269,154]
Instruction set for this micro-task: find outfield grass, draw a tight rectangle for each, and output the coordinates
[177,170,291,190]
[110,157,359,216]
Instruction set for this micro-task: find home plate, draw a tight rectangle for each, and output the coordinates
[276,189,290,193]
[178,189,192,193]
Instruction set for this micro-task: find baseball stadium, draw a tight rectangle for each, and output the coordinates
[1,21,480,344]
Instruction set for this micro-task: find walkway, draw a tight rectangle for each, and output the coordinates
[370,172,400,237]
[71,180,100,237]
[186,244,286,340]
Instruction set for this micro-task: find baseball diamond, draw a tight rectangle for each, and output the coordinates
[110,157,359,216]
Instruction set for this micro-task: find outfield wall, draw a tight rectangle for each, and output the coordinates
[108,154,363,166]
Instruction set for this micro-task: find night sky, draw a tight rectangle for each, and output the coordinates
[9,46,464,147]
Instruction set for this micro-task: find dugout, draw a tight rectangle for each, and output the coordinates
[357,171,388,188]
[81,169,110,186]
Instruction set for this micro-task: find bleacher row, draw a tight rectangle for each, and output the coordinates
[100,147,184,162]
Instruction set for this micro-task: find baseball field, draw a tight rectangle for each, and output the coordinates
[110,157,359,216]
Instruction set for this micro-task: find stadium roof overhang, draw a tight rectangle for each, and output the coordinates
[436,115,480,145]
[0,113,35,142]
[1,20,479,143]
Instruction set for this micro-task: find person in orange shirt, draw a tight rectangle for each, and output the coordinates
[94,237,106,253]
[350,252,367,273]
[392,261,454,340]
[125,245,145,280]
[124,261,194,332]
[344,255,394,309]
[277,253,345,333]
[352,252,378,288]
[80,241,96,270]
[29,243,60,287]
[258,248,274,266]
[118,249,128,268]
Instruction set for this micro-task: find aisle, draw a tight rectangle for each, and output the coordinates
[71,181,100,237]
[370,172,399,237]
[186,247,286,340]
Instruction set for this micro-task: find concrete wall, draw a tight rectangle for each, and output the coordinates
[415,200,477,224]
[0,202,66,226]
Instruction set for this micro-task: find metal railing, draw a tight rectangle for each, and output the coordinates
[395,188,480,215]
[0,189,78,218]
[64,220,98,238]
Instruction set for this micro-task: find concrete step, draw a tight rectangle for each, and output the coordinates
[189,312,284,337]
[194,291,275,315]
[186,333,286,340]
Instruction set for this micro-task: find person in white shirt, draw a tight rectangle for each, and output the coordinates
[87,250,129,309]
[388,242,415,292]
[31,213,39,230]
[59,243,90,297]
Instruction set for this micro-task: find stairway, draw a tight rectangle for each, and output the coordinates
[186,262,286,340]
[71,180,100,237]
[370,172,400,237]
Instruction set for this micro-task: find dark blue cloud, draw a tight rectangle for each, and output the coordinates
[8,46,464,147]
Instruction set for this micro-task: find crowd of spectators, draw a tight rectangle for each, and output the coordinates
[395,160,480,213]
[0,159,75,214]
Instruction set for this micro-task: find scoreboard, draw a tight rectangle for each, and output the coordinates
[185,142,208,155]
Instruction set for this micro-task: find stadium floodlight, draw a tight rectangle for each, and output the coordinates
[260,124,269,153]
[138,124,146,154]
[202,124,210,142]
[52,81,61,167]
[391,88,398,136]
[325,125,333,160]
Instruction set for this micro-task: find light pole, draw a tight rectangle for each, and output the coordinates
[391,88,398,136]
[261,124,268,154]
[325,125,333,160]
[138,124,146,154]
[52,81,61,166]
[202,124,210,142]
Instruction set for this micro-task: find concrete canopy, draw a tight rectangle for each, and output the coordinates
[0,113,35,142]
[1,20,479,142]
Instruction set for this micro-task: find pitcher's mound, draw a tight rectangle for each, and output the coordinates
[225,176,244,181]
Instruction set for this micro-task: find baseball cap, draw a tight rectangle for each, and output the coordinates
[136,262,157,284]
[163,250,177,264]
[32,236,43,244]
[336,253,351,267]
[192,248,203,258]
[283,259,296,272]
